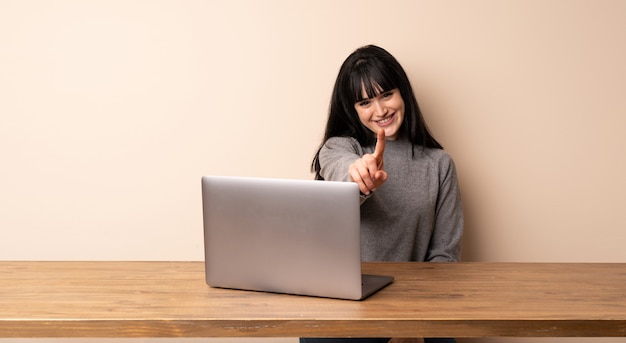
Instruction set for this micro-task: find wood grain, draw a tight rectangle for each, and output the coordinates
[1,262,625,337]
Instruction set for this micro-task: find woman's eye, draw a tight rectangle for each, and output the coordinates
[358,100,370,107]
[383,92,393,98]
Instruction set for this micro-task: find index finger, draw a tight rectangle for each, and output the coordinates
[373,129,386,161]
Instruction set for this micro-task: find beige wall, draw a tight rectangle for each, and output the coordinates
[1,1,625,342]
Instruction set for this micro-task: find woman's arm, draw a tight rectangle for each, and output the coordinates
[320,132,387,195]
[427,155,464,262]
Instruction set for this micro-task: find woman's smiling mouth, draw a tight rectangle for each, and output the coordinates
[375,113,395,127]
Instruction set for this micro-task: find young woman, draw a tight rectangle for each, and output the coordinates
[304,45,464,343]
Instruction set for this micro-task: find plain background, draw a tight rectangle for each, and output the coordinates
[1,1,625,343]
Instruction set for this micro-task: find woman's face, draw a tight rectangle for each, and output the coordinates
[354,86,405,140]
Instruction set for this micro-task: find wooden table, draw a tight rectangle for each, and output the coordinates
[1,262,625,338]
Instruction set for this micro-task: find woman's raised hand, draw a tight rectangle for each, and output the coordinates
[348,129,388,195]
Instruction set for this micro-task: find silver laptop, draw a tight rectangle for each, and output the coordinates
[201,175,393,300]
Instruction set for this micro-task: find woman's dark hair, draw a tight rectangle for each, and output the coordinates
[311,45,443,179]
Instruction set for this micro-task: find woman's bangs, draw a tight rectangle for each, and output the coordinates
[351,66,394,102]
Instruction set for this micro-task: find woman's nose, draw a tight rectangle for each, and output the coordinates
[373,100,387,116]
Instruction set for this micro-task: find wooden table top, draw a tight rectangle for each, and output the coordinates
[1,261,625,338]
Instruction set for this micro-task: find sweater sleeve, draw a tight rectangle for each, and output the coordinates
[318,137,364,182]
[318,137,375,203]
[426,154,464,262]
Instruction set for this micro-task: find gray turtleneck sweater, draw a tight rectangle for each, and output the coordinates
[318,136,463,262]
